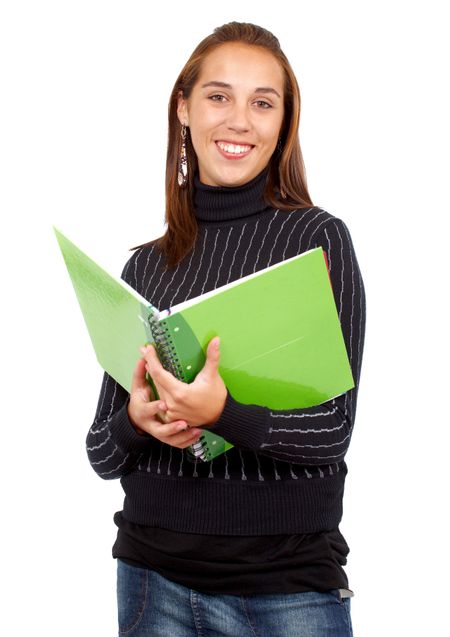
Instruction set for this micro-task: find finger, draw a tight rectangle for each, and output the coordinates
[140,398,168,419]
[145,419,203,448]
[141,344,183,393]
[130,357,151,394]
[173,430,204,449]
[164,425,203,449]
[157,420,201,438]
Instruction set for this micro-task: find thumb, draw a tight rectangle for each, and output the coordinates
[202,336,221,376]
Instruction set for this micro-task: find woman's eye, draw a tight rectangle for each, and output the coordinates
[255,100,272,109]
[208,95,272,109]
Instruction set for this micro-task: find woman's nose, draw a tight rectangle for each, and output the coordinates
[226,100,251,133]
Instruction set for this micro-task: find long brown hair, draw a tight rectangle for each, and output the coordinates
[136,21,314,269]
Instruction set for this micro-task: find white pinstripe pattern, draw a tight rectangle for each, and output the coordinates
[98,453,131,477]
[335,223,345,320]
[272,459,281,480]
[226,224,246,284]
[141,245,156,296]
[86,205,365,481]
[200,229,221,295]
[270,405,339,420]
[255,451,264,481]
[184,230,208,300]
[146,447,153,472]
[253,211,280,272]
[324,227,332,272]
[268,210,295,264]
[238,448,247,481]
[168,243,197,306]
[91,444,119,465]
[239,219,261,278]
[86,431,111,451]
[281,208,315,260]
[296,210,330,254]
[167,447,173,476]
[178,449,185,477]
[262,449,349,461]
[133,248,145,290]
[213,227,233,288]
[260,433,351,451]
[269,420,347,434]
[158,260,182,304]
[144,250,164,300]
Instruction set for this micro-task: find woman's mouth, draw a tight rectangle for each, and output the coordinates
[215,141,254,159]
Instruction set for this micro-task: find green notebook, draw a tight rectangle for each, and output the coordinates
[54,227,354,462]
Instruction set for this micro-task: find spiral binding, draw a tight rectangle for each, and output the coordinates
[148,312,185,381]
[148,311,209,461]
[190,435,210,462]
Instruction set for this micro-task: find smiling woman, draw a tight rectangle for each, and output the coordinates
[176,43,285,188]
[85,20,365,637]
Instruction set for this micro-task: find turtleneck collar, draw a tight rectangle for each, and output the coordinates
[193,165,273,223]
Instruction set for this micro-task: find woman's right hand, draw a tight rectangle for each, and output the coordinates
[127,357,203,449]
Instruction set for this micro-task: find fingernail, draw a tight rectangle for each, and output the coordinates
[159,402,166,410]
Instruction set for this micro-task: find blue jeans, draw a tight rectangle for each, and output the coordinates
[117,559,353,636]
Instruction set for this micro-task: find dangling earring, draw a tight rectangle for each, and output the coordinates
[178,124,188,188]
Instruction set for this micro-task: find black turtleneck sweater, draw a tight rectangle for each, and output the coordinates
[86,166,366,595]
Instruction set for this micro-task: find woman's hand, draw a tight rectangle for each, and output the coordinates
[127,357,204,449]
[140,336,227,428]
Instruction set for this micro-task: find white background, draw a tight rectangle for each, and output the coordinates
[1,1,448,635]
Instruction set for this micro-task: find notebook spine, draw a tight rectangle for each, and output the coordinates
[148,311,209,462]
[147,313,185,381]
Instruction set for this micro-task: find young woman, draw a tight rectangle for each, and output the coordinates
[87,21,365,637]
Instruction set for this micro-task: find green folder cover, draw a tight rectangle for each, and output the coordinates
[54,227,354,462]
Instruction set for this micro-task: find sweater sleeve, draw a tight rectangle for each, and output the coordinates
[209,218,366,466]
[85,250,155,480]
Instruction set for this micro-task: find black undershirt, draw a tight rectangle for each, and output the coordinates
[112,511,351,595]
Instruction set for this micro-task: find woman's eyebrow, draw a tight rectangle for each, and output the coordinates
[201,80,281,98]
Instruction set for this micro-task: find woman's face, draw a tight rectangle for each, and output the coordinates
[177,42,285,188]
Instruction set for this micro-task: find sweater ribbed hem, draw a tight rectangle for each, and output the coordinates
[120,467,347,535]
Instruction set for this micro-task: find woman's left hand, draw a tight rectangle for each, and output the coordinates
[140,336,227,428]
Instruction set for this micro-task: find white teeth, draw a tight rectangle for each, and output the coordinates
[217,141,252,154]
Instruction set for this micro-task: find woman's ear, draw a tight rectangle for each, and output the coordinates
[177,90,189,127]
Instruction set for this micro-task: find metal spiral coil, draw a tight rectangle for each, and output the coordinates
[148,312,185,380]
[148,311,209,461]
[190,435,209,461]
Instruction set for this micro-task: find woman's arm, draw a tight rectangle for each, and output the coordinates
[85,250,152,479]
[85,248,207,480]
[85,371,154,480]
[209,217,366,465]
